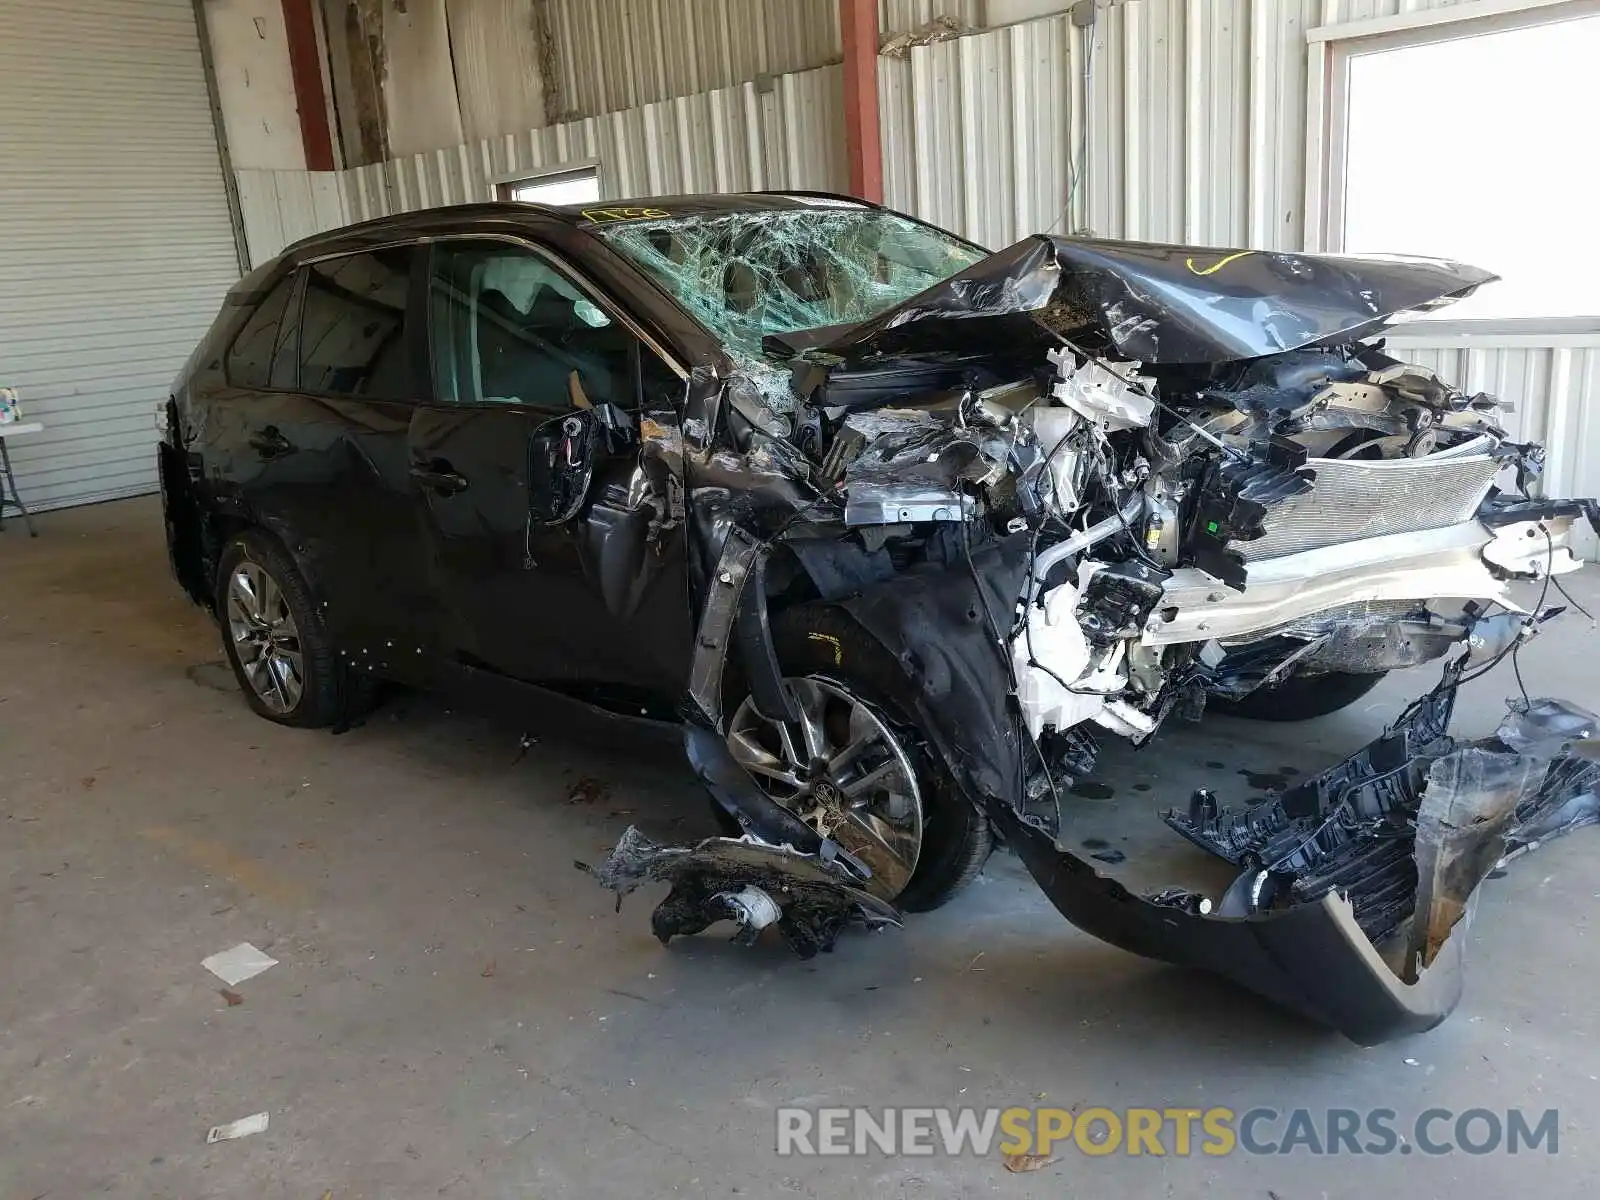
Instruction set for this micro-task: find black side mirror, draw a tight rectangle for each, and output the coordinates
[528,404,633,525]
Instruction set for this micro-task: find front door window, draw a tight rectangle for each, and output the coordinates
[427,242,639,415]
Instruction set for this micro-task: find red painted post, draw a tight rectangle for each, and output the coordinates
[281,0,336,171]
[839,0,884,203]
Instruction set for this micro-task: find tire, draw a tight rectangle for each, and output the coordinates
[722,603,993,912]
[1212,669,1388,722]
[216,530,360,728]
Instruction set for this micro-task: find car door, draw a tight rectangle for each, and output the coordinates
[408,235,694,701]
[221,244,443,675]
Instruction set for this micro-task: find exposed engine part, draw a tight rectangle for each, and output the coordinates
[1234,436,1502,562]
[1046,346,1155,430]
[1076,560,1169,647]
[1029,493,1146,590]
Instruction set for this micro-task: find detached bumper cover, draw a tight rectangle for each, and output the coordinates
[999,689,1599,1045]
[993,803,1466,1045]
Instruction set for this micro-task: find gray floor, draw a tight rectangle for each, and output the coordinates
[3,496,1598,1198]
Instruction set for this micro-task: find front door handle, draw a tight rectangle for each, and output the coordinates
[248,427,293,458]
[409,460,470,496]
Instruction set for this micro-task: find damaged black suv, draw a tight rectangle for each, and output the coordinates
[162,193,1598,1042]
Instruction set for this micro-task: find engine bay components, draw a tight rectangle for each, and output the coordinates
[586,219,1600,1043]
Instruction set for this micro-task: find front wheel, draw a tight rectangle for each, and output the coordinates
[722,605,992,911]
[1211,669,1388,722]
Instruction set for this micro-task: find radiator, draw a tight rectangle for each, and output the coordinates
[1237,437,1501,562]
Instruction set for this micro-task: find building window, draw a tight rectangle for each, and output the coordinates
[496,166,601,207]
[1320,3,1600,322]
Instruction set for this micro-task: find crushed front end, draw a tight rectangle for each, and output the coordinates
[589,217,1600,1042]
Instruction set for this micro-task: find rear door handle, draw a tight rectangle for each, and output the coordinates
[248,427,293,458]
[409,460,470,495]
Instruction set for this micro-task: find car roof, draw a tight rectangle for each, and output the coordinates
[274,191,875,260]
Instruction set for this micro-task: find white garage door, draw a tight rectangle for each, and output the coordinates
[0,0,244,511]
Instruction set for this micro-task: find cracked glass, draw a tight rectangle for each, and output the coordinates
[595,208,985,358]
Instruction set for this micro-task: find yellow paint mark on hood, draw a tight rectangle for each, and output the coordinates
[1184,249,1256,276]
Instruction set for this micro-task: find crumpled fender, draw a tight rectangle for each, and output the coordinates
[822,532,1034,812]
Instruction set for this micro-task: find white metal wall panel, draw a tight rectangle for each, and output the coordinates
[879,16,1072,249]
[447,0,550,144]
[544,0,840,122]
[0,0,242,511]
[382,0,468,156]
[881,0,987,32]
[244,62,850,253]
[235,169,350,264]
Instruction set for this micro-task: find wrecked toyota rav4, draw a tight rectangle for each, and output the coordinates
[161,193,1599,1043]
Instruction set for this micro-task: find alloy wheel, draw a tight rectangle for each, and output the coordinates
[726,676,923,898]
[225,560,305,715]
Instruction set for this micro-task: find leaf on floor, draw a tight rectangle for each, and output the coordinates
[568,777,610,804]
[1002,1153,1059,1173]
[219,988,244,1007]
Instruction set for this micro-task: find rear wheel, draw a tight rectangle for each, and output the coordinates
[216,531,358,728]
[1212,669,1388,722]
[723,606,992,911]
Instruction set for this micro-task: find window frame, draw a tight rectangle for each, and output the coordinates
[1305,0,1600,334]
[290,243,431,403]
[224,266,304,392]
[420,232,688,415]
[492,161,603,206]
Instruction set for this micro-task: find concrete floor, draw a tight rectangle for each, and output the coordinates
[3,496,1599,1198]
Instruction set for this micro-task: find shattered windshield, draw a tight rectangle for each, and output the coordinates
[595,208,986,357]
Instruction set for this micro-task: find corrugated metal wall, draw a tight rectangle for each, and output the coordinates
[235,169,350,266]
[543,0,838,122]
[238,63,848,261]
[879,14,1073,249]
[0,0,243,512]
[543,0,984,123]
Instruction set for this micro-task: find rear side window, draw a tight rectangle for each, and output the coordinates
[298,248,415,398]
[226,272,299,389]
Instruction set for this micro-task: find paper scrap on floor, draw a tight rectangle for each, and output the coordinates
[206,1111,269,1143]
[202,942,278,987]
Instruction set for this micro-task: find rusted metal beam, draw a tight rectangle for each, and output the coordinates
[281,0,337,170]
[839,0,883,203]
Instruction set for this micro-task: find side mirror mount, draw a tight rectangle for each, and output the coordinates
[527,403,634,525]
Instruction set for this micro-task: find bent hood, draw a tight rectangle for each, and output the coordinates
[807,235,1497,365]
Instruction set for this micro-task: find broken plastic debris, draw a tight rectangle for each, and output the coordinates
[202,942,278,987]
[206,1111,269,1143]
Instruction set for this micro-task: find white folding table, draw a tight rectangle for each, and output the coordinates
[0,421,42,536]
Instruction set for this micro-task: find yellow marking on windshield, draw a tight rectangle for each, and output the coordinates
[581,206,671,224]
[1184,250,1256,276]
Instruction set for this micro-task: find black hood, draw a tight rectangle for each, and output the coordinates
[804,235,1498,365]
